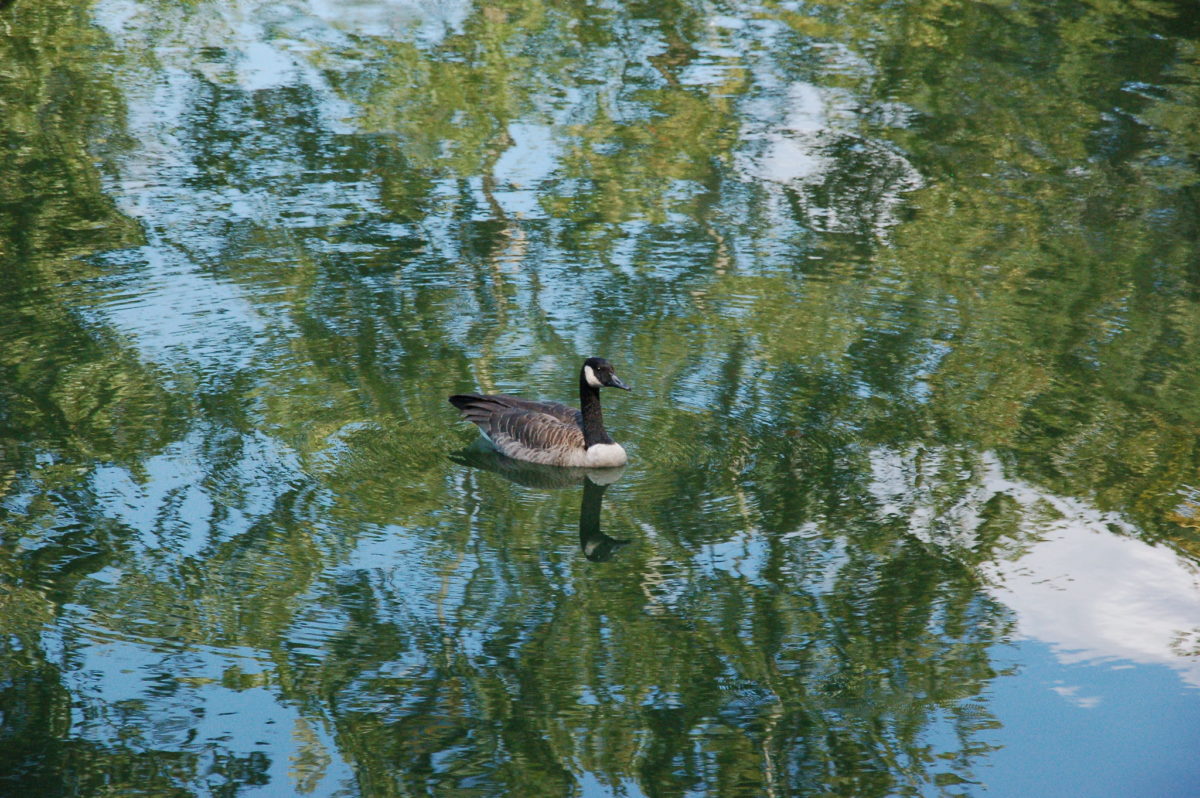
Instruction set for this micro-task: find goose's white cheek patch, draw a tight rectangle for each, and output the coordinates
[584,365,603,388]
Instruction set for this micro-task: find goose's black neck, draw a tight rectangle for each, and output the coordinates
[579,368,613,447]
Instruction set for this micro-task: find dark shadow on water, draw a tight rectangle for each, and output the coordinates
[450,441,630,561]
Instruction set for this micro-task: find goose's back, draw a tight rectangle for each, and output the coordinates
[473,394,582,425]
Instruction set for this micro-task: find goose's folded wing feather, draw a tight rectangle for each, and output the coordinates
[491,409,585,456]
[449,394,586,457]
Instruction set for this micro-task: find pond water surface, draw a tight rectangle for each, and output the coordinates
[3,0,1200,796]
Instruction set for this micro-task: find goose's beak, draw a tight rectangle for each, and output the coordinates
[609,375,631,391]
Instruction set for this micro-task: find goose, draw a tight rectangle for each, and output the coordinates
[449,357,631,468]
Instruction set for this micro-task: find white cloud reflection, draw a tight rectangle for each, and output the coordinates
[870,448,1200,688]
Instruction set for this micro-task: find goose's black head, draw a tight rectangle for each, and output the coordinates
[582,357,631,391]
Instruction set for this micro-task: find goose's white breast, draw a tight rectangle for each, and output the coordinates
[585,442,627,467]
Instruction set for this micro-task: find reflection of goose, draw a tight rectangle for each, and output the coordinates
[451,443,631,561]
[449,357,631,468]
[576,479,628,562]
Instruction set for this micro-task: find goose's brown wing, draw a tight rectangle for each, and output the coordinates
[449,394,585,462]
[489,409,585,462]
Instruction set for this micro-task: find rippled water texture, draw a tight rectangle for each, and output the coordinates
[3,0,1200,795]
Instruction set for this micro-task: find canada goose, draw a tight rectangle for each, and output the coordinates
[449,357,631,468]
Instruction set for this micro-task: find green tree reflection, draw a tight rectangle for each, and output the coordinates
[2,0,1199,795]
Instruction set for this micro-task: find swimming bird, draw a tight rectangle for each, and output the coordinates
[449,357,631,468]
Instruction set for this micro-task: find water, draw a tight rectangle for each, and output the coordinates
[2,0,1199,795]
